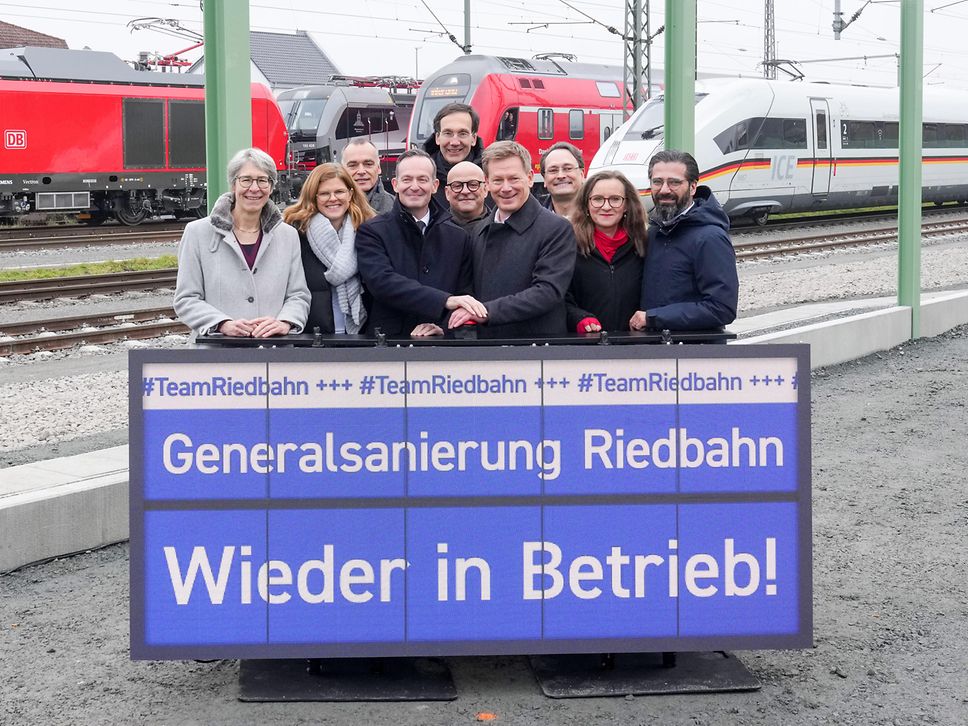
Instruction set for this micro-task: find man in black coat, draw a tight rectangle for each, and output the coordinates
[356,149,486,337]
[629,149,738,332]
[422,103,486,207]
[448,141,577,339]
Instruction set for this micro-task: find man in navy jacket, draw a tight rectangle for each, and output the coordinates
[356,150,486,337]
[630,149,738,332]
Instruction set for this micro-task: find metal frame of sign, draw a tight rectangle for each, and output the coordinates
[129,343,811,660]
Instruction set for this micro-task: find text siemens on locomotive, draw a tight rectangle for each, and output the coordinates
[591,78,968,224]
[0,46,289,225]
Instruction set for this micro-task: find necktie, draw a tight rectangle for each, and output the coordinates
[415,220,426,234]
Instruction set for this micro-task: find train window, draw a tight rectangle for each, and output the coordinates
[533,80,545,89]
[519,78,532,88]
[596,82,621,98]
[782,119,807,148]
[122,99,165,169]
[841,120,898,148]
[942,123,967,146]
[538,108,554,139]
[293,100,327,134]
[168,100,205,168]
[569,110,584,140]
[922,123,939,145]
[497,108,519,140]
[815,112,828,149]
[334,107,400,140]
[714,117,764,154]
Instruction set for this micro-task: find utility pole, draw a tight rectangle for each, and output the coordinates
[623,0,652,116]
[764,0,777,79]
[464,0,471,54]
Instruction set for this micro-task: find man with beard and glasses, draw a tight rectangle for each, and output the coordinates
[629,149,738,332]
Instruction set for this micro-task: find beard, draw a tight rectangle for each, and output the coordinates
[653,192,690,223]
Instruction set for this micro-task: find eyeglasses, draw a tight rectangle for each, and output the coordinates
[236,175,273,190]
[438,130,473,140]
[447,180,483,193]
[317,188,349,200]
[545,164,581,176]
[650,177,687,189]
[589,195,626,209]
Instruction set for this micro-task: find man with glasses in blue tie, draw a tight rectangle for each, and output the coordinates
[629,149,738,332]
[423,103,485,205]
[444,161,489,230]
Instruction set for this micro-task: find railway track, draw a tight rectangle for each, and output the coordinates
[0,225,184,250]
[0,268,177,303]
[734,217,968,260]
[0,306,187,355]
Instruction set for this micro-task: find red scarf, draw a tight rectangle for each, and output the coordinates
[594,227,628,263]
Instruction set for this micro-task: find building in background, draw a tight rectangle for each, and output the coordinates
[0,20,68,50]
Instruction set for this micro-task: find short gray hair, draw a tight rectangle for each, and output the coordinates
[226,147,278,188]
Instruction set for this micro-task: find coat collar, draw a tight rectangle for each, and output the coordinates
[209,191,282,234]
[486,193,542,234]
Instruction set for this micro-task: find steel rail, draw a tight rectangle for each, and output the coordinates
[0,319,188,355]
[0,306,176,336]
[0,269,178,302]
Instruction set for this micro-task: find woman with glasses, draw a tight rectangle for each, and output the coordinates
[566,170,648,333]
[283,163,375,334]
[174,147,310,339]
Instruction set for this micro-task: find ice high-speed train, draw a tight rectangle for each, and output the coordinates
[590,78,968,225]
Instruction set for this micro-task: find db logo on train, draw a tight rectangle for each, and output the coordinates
[4,130,27,149]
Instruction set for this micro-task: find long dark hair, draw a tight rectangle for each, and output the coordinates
[570,170,648,257]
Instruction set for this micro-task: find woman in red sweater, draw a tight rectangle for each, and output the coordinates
[566,170,649,332]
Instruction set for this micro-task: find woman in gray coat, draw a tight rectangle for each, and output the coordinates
[174,148,310,338]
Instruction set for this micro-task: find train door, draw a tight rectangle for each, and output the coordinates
[810,99,832,196]
[600,112,625,145]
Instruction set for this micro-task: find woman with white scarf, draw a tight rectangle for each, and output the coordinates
[283,163,375,334]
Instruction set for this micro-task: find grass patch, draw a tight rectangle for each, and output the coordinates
[0,256,177,282]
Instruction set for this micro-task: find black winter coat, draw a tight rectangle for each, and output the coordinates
[471,194,577,338]
[565,241,644,332]
[298,229,338,334]
[640,186,738,330]
[356,197,474,336]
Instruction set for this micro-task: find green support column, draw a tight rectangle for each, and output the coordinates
[897,1,923,337]
[203,0,252,212]
[663,0,696,153]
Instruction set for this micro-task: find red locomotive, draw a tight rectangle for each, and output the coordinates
[0,47,289,225]
[408,54,630,181]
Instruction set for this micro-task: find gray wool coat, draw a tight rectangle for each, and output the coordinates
[173,193,310,337]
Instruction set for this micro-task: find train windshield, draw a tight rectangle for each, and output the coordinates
[625,93,707,140]
[412,73,472,143]
[288,99,328,140]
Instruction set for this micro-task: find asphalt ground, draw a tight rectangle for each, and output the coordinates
[1,326,967,725]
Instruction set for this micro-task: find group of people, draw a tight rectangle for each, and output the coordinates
[173,102,739,341]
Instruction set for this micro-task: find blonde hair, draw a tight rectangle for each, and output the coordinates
[283,163,375,232]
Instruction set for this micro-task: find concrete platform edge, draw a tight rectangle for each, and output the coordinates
[2,292,968,573]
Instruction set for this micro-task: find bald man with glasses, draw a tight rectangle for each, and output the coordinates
[444,161,489,230]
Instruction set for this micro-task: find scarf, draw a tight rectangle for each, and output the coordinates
[306,214,366,334]
[594,227,629,263]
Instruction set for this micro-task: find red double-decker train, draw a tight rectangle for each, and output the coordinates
[0,47,289,225]
[408,54,631,182]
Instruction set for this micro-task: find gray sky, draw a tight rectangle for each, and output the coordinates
[3,1,968,89]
